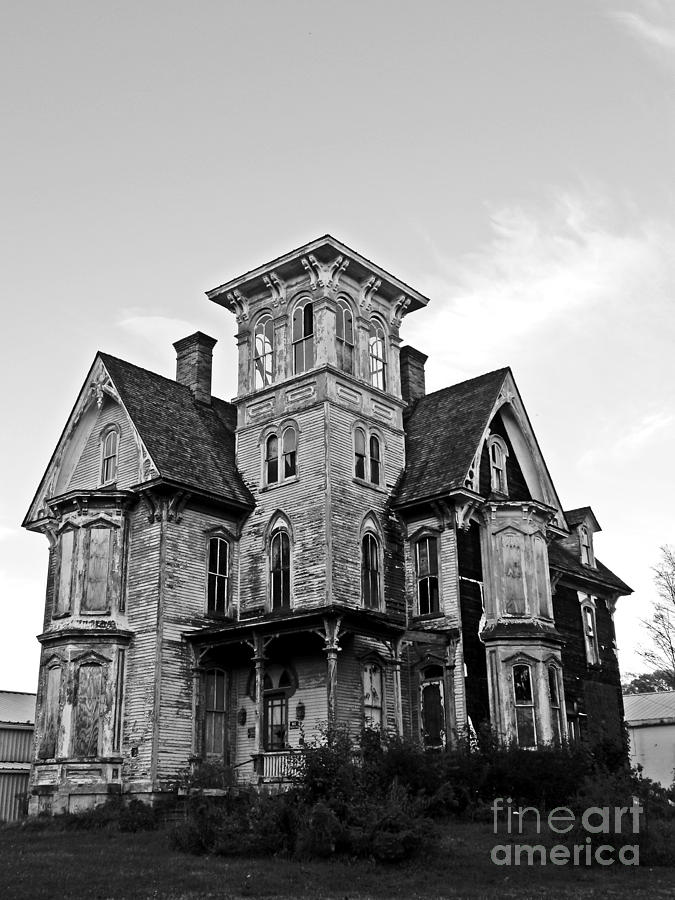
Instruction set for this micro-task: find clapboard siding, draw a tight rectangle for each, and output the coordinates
[68,397,139,491]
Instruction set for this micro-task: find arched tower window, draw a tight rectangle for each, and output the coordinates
[282,426,297,478]
[292,300,314,374]
[265,434,279,484]
[361,532,381,609]
[100,429,119,485]
[369,435,381,485]
[354,427,366,479]
[253,314,274,389]
[270,527,291,610]
[368,318,387,390]
[336,298,354,374]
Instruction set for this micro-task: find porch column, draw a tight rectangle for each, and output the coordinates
[252,633,266,762]
[444,637,459,750]
[322,617,342,723]
[191,663,204,759]
[391,636,404,737]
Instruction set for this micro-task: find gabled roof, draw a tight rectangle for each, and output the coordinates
[394,368,510,506]
[0,691,36,725]
[623,691,675,724]
[98,354,254,509]
[548,541,632,595]
[564,507,601,532]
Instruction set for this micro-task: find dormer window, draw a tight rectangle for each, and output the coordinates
[487,434,508,495]
[368,318,387,390]
[100,429,119,485]
[253,314,274,389]
[292,300,314,374]
[580,525,593,566]
[336,298,354,375]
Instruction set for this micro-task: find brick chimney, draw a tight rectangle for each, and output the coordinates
[399,345,427,406]
[173,332,217,404]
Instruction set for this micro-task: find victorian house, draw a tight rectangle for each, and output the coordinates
[23,236,631,813]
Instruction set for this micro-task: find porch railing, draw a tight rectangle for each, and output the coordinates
[261,751,303,781]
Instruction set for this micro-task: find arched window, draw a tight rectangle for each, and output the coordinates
[292,300,314,374]
[548,665,563,744]
[487,435,508,495]
[369,435,381,485]
[254,314,274,389]
[361,533,381,609]
[207,537,229,615]
[368,319,386,390]
[362,662,383,728]
[265,434,279,484]
[416,536,440,615]
[204,669,227,756]
[282,426,297,478]
[354,427,366,480]
[336,298,354,374]
[100,429,118,484]
[513,663,536,748]
[270,528,291,609]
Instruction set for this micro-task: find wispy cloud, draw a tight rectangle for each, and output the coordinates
[406,188,675,379]
[608,1,675,59]
[579,410,675,468]
[116,313,194,348]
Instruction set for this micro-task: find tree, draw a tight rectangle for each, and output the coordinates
[622,669,675,694]
[637,545,675,689]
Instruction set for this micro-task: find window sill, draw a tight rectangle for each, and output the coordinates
[79,610,112,617]
[352,477,386,493]
[260,476,299,492]
[51,612,72,620]
[413,612,445,622]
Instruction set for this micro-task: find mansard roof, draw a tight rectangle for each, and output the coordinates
[394,367,510,506]
[98,354,254,509]
[547,541,632,595]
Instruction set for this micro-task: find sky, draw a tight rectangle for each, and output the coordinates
[1,1,673,692]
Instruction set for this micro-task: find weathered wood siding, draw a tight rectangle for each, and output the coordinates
[68,397,139,490]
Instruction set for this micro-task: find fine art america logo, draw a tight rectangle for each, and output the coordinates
[490,797,642,866]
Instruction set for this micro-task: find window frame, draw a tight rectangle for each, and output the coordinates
[361,531,382,610]
[512,662,537,749]
[72,660,104,758]
[415,534,441,617]
[292,298,315,375]
[54,525,77,618]
[203,668,227,758]
[579,525,594,566]
[269,525,292,611]
[99,426,119,486]
[263,424,298,487]
[579,594,601,666]
[353,424,384,487]
[547,664,564,745]
[253,313,275,390]
[206,535,230,616]
[368,317,387,390]
[335,297,354,375]
[362,661,384,729]
[81,523,115,615]
[487,434,509,495]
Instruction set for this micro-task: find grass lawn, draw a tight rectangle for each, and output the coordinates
[2,820,675,900]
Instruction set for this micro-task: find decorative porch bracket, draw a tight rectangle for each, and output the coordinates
[313,616,343,723]
[387,635,405,736]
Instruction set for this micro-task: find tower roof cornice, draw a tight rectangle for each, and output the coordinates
[206,234,431,315]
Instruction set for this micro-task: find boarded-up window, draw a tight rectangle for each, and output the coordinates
[204,669,227,756]
[83,528,112,612]
[74,664,103,757]
[55,529,75,616]
[502,533,526,615]
[38,665,62,759]
[363,663,383,728]
[533,537,551,618]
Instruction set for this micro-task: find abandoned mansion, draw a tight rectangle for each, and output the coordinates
[23,236,631,813]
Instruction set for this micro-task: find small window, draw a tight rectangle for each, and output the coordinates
[580,597,600,665]
[369,435,381,485]
[265,434,279,484]
[354,428,366,480]
[362,663,383,728]
[580,526,593,566]
[548,665,563,744]
[416,536,440,615]
[336,299,354,374]
[270,529,291,609]
[487,435,508,495]
[361,533,381,609]
[207,537,229,615]
[292,300,314,374]
[368,319,386,390]
[254,314,274,389]
[282,427,297,478]
[100,430,118,484]
[204,669,227,756]
[513,663,536,748]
